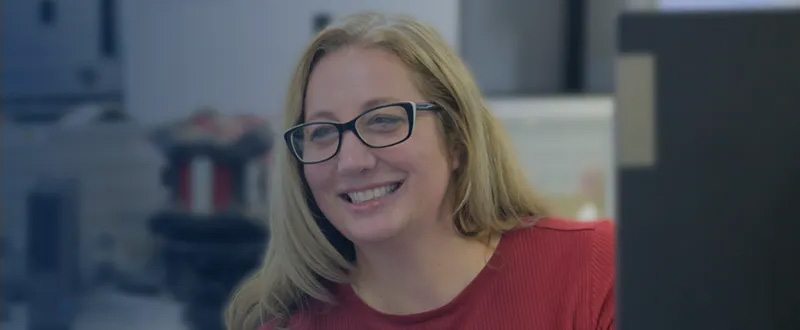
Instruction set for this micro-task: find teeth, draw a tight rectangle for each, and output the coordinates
[347,184,398,203]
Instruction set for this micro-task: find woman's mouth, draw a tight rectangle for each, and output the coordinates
[341,181,403,204]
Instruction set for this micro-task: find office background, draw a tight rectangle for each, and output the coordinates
[3,1,799,329]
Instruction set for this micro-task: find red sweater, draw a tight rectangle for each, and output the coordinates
[264,218,615,330]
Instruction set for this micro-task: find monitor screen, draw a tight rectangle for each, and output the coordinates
[616,9,800,330]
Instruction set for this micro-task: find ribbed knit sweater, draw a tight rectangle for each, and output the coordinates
[264,218,615,330]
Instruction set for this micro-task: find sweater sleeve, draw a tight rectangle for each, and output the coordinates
[591,220,615,330]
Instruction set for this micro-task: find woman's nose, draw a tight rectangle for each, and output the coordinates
[336,131,377,175]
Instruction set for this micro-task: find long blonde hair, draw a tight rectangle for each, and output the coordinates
[225,12,548,330]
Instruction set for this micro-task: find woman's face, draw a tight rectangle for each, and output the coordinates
[302,46,456,245]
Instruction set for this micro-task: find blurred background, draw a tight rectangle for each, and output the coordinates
[2,1,799,329]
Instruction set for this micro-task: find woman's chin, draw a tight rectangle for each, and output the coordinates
[343,216,407,245]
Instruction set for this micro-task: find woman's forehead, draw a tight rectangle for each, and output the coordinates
[304,47,422,121]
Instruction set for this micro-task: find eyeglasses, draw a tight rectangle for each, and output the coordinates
[284,101,442,164]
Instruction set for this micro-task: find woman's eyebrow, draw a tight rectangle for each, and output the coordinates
[306,97,401,122]
[306,110,338,122]
[361,97,400,110]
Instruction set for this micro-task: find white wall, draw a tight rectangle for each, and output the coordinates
[121,0,459,125]
[1,0,120,96]
[626,0,660,11]
[489,96,616,219]
[459,0,631,94]
[586,0,626,92]
[460,0,564,94]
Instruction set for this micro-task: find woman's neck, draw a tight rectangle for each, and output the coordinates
[351,221,499,315]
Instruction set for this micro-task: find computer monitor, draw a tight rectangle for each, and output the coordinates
[616,9,800,330]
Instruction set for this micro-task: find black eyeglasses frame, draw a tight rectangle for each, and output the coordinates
[284,101,442,165]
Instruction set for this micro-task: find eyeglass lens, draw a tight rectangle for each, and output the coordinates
[289,105,410,163]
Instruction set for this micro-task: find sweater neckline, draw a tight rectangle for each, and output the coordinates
[339,233,510,325]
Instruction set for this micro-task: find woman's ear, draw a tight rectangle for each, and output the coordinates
[450,146,462,171]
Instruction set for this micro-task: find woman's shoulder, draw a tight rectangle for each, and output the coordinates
[530,217,614,233]
[500,217,615,327]
[502,217,615,270]
[507,216,614,242]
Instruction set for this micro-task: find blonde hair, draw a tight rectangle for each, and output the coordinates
[225,12,548,330]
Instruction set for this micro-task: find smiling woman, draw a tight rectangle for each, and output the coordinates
[225,12,614,330]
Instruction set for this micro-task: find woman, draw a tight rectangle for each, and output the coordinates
[227,12,614,330]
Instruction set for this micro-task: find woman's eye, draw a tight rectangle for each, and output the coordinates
[309,126,337,141]
[368,115,403,126]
